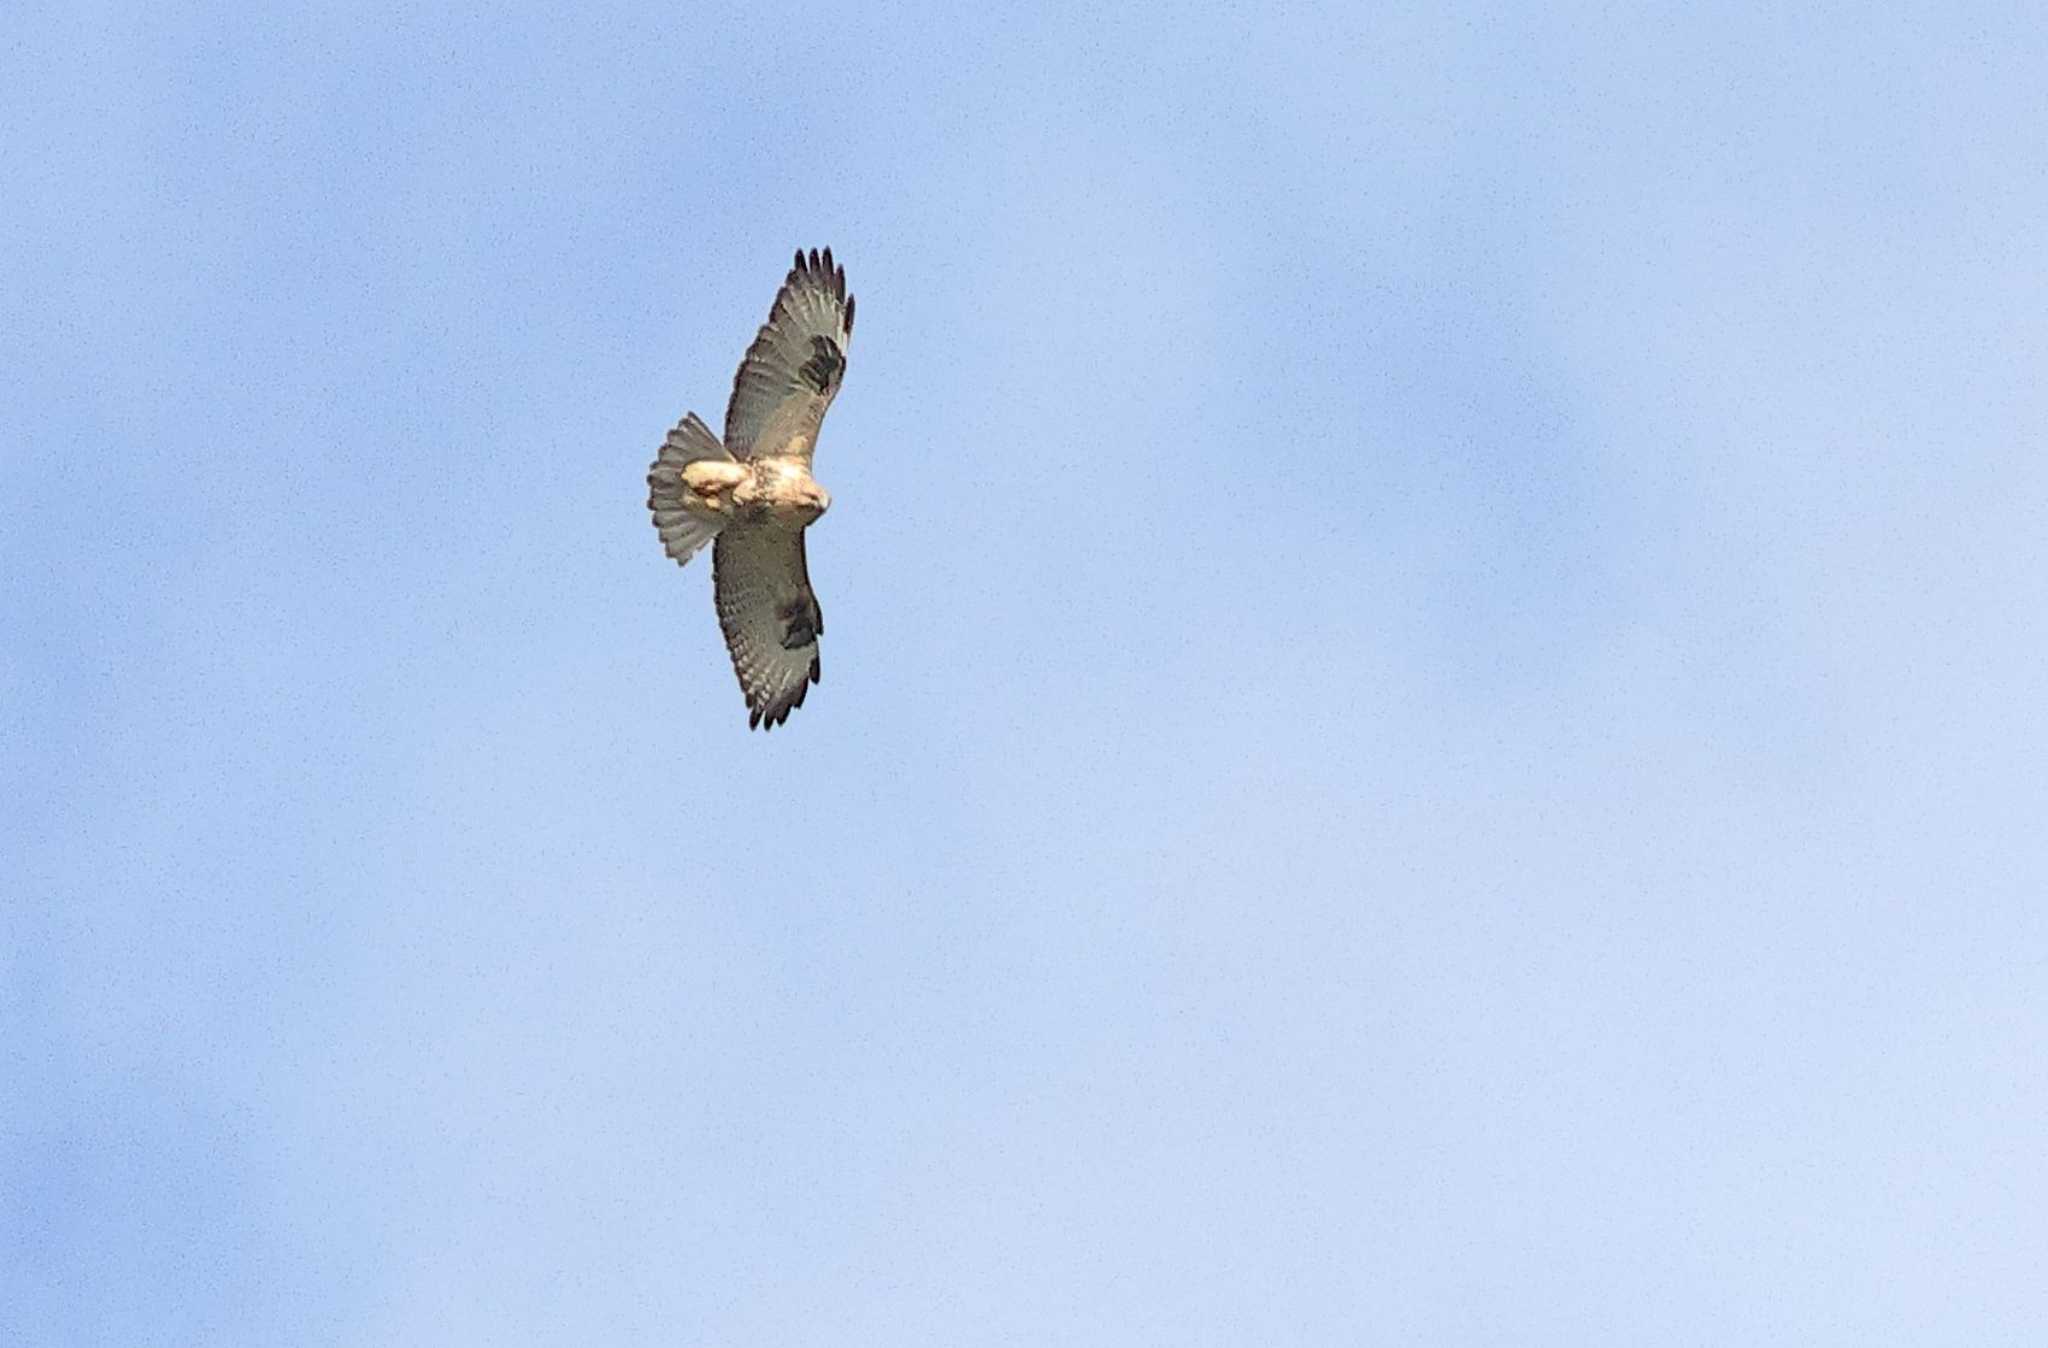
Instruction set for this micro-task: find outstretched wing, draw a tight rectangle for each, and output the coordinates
[712,526,822,730]
[724,248,855,464]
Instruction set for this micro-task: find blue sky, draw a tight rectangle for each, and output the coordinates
[4,3,2045,1343]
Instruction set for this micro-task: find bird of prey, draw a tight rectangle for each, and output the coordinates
[646,248,855,729]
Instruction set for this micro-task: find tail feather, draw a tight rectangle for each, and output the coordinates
[647,412,732,566]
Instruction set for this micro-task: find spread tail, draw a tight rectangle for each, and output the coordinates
[647,411,733,566]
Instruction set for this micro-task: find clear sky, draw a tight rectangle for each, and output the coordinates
[4,3,2045,1344]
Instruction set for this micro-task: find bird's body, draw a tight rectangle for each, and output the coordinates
[670,455,829,526]
[647,249,854,729]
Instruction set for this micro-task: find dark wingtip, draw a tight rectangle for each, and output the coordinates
[844,292,855,335]
[750,690,806,730]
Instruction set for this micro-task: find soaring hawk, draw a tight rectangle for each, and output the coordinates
[646,248,854,729]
